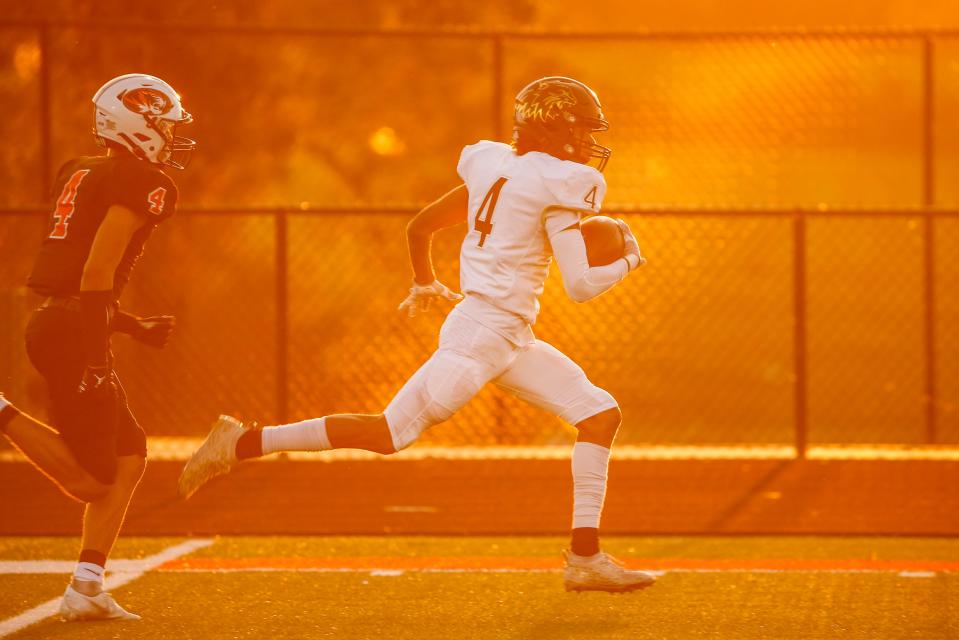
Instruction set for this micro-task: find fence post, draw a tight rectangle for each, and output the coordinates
[38,21,52,199]
[793,211,808,459]
[921,35,937,443]
[492,34,504,140]
[275,210,289,425]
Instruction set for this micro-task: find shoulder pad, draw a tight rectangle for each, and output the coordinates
[540,160,607,214]
[50,158,86,198]
[111,158,179,220]
[457,140,512,183]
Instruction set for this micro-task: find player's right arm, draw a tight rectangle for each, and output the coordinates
[78,205,147,387]
[405,184,469,284]
[398,184,467,317]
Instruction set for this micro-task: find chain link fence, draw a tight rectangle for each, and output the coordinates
[3,207,956,446]
[1,23,958,447]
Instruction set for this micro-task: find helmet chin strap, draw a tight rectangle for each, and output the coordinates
[116,133,151,162]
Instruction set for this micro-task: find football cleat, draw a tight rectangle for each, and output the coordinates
[177,415,246,499]
[59,585,140,622]
[563,550,656,593]
[0,393,21,434]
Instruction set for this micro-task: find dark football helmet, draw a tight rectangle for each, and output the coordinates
[512,76,611,171]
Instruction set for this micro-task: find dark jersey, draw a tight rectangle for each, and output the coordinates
[27,154,178,298]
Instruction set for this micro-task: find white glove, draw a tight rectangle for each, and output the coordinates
[616,219,646,270]
[397,280,464,317]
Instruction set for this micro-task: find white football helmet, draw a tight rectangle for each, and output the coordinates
[92,73,195,170]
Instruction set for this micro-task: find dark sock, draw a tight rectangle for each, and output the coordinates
[571,527,600,557]
[78,548,107,568]
[235,429,263,460]
[0,404,20,433]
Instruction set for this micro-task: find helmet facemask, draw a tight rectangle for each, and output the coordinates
[564,116,611,172]
[148,114,196,170]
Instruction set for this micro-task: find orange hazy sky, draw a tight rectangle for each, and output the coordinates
[7,1,959,30]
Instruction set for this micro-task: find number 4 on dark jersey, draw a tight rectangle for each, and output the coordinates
[474,177,508,247]
[49,169,91,239]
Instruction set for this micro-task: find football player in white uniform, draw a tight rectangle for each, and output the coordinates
[179,76,652,593]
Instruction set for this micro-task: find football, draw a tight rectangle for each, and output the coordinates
[580,215,626,266]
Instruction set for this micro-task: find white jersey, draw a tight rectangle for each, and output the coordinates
[456,140,607,344]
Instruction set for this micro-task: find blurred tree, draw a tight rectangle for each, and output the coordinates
[7,0,958,29]
[3,0,956,206]
[0,32,42,206]
[3,0,537,206]
[6,0,535,30]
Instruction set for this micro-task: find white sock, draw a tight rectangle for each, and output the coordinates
[571,442,611,529]
[261,417,331,454]
[73,562,104,585]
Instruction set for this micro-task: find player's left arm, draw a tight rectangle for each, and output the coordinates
[78,205,149,388]
[399,184,467,317]
[112,309,176,348]
[107,169,179,347]
[549,211,644,303]
[543,163,643,302]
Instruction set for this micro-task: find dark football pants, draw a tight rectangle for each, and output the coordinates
[24,306,147,485]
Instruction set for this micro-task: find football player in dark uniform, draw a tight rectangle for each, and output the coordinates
[0,73,194,621]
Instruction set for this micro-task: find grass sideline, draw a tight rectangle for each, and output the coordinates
[1,536,957,639]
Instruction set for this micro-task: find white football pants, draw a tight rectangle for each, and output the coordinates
[384,305,618,450]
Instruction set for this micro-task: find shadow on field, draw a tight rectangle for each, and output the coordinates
[2,458,958,535]
[704,459,793,531]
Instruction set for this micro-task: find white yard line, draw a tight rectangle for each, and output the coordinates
[0,550,939,637]
[3,561,947,577]
[0,538,213,638]
[147,567,943,576]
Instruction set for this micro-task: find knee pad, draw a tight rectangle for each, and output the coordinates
[385,350,490,451]
[561,385,619,427]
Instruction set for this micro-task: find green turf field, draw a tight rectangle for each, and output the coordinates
[2,536,957,639]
